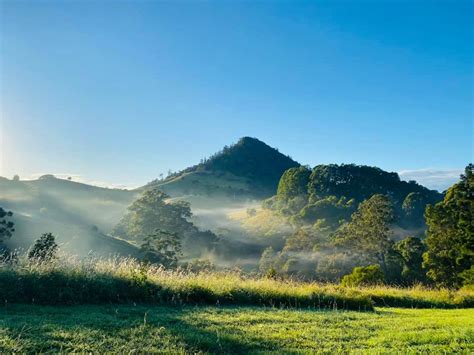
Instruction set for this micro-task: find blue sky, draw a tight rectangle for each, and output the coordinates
[1,0,472,190]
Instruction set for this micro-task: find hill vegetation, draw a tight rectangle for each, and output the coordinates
[252,164,471,289]
[0,176,138,256]
[148,137,299,198]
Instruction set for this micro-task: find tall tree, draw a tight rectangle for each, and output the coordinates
[336,194,395,274]
[423,164,473,288]
[114,188,193,241]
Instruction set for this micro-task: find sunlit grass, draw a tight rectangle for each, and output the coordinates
[0,255,472,309]
[0,256,371,310]
[0,305,472,353]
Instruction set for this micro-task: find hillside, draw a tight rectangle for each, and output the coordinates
[0,175,139,256]
[146,137,300,199]
[0,138,299,256]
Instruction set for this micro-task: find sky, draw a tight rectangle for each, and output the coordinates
[1,0,472,190]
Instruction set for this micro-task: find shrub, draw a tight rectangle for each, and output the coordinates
[341,265,385,287]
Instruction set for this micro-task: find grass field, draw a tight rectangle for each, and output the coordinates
[1,258,473,352]
[0,304,472,353]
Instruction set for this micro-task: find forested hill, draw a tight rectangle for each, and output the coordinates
[199,137,298,180]
[146,137,300,198]
[266,164,443,229]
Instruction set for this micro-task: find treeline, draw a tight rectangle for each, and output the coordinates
[258,164,472,289]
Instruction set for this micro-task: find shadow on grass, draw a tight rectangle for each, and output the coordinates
[0,304,280,353]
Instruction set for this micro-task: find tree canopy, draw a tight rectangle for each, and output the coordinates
[114,187,218,258]
[335,194,395,274]
[113,188,193,241]
[423,164,473,287]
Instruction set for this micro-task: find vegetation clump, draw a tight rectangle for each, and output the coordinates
[341,265,385,287]
[28,233,58,263]
[423,164,473,288]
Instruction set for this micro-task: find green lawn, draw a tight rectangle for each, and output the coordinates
[0,305,472,353]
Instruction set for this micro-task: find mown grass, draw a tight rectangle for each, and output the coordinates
[0,304,472,353]
[0,256,472,309]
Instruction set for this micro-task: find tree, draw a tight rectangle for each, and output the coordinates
[259,247,277,274]
[299,196,355,227]
[283,228,315,252]
[113,188,193,241]
[423,164,473,288]
[277,166,311,202]
[394,237,426,284]
[140,229,182,268]
[341,265,385,287]
[402,192,428,228]
[0,207,15,243]
[12,175,20,182]
[28,233,58,262]
[335,194,395,274]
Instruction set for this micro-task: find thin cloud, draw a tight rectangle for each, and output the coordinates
[25,173,140,190]
[398,168,463,192]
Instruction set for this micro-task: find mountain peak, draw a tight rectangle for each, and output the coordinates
[147,137,300,198]
[193,137,299,195]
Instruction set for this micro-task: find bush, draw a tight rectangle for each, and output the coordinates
[341,265,385,287]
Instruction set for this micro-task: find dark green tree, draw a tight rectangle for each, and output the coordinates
[394,236,426,284]
[28,233,58,262]
[114,188,193,241]
[299,196,355,227]
[423,164,473,288]
[140,229,182,268]
[402,192,428,228]
[336,194,395,274]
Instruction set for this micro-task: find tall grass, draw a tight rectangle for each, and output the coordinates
[0,256,371,310]
[0,255,471,309]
